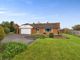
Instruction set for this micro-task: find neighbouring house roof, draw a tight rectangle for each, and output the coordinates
[23,22,60,29]
[19,25,33,29]
[14,24,20,29]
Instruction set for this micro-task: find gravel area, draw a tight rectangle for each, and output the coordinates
[1,34,35,44]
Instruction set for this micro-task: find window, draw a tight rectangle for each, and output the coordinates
[36,28,39,32]
[45,28,51,32]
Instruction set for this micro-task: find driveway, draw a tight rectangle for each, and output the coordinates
[1,34,35,44]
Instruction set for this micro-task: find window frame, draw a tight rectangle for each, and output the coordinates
[45,28,51,32]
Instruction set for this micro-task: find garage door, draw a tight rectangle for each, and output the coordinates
[21,29,31,34]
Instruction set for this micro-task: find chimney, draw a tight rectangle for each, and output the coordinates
[38,21,40,24]
[33,22,35,24]
[47,21,49,24]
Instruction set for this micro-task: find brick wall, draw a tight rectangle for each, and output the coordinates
[31,28,59,35]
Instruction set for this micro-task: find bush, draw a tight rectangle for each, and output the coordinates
[61,28,71,34]
[72,24,80,31]
[0,26,5,41]
[49,33,54,38]
[4,27,10,34]
[2,42,27,60]
[32,34,48,39]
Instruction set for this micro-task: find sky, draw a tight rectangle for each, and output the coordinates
[0,0,80,29]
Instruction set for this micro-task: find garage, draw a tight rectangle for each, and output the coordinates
[21,29,31,34]
[19,25,33,34]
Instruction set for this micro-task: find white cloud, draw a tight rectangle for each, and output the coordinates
[0,7,9,14]
[0,10,27,16]
[0,11,6,14]
[6,12,27,16]
[0,8,6,10]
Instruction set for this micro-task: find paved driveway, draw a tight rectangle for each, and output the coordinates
[1,34,35,44]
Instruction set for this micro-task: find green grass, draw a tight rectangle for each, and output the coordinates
[0,53,2,60]
[13,34,80,60]
[0,42,27,60]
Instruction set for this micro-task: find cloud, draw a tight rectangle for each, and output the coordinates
[7,12,27,16]
[0,10,27,17]
[0,11,6,14]
[0,7,9,14]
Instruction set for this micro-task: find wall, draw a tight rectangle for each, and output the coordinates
[31,28,59,35]
[31,28,45,34]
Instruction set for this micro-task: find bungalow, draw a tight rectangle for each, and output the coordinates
[19,22,60,35]
[71,30,80,35]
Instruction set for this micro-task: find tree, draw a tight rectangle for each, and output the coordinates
[61,28,71,34]
[1,21,19,34]
[72,25,80,31]
[1,21,10,28]
[4,27,10,34]
[1,21,10,34]
[0,26,5,42]
[10,21,15,32]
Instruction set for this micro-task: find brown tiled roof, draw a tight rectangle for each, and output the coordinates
[24,23,60,29]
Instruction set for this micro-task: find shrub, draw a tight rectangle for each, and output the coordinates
[32,34,48,39]
[2,42,27,60]
[49,33,54,38]
[0,26,5,41]
[61,28,71,34]
[4,27,10,34]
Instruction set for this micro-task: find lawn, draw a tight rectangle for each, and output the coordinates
[12,34,80,60]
